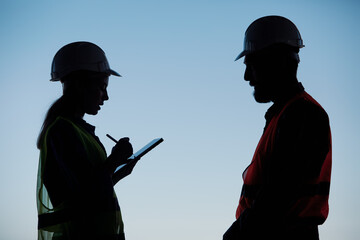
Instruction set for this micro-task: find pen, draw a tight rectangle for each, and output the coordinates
[106,134,118,143]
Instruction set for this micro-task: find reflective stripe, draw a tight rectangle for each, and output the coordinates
[299,182,330,196]
[240,181,330,199]
[38,210,72,230]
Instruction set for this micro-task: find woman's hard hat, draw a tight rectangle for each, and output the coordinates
[50,41,121,81]
[235,16,304,61]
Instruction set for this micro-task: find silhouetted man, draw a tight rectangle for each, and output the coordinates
[223,16,332,240]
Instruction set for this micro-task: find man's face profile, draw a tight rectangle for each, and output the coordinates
[244,53,278,103]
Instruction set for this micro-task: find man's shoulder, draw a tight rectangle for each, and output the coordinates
[281,94,330,126]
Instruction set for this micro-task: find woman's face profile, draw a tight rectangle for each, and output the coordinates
[83,75,109,115]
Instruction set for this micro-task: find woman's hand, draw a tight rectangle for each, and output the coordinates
[112,159,138,185]
[105,137,133,174]
[111,137,133,161]
[110,137,140,185]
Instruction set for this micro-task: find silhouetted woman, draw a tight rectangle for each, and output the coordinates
[36,42,135,240]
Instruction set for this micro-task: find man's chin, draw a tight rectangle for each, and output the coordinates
[86,110,99,115]
[253,90,272,103]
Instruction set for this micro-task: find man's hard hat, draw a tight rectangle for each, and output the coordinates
[235,16,304,61]
[50,41,121,81]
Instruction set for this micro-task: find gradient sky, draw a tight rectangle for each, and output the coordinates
[0,1,359,239]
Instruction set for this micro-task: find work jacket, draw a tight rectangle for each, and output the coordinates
[224,84,332,240]
[37,116,124,240]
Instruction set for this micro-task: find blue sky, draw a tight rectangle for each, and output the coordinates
[0,0,359,239]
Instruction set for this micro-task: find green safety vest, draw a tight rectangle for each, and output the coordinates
[37,117,124,240]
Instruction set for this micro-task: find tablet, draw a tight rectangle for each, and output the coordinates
[129,138,163,160]
[115,138,163,172]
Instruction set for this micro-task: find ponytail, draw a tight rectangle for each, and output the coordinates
[37,94,76,149]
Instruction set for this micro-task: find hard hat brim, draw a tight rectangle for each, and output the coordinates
[109,69,122,77]
[234,51,248,61]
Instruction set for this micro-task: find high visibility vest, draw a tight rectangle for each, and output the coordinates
[37,117,124,240]
[236,92,332,224]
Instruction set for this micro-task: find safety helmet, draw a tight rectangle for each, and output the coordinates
[235,16,304,61]
[50,41,121,81]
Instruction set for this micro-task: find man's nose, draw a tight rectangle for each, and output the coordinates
[103,90,109,101]
[244,66,252,81]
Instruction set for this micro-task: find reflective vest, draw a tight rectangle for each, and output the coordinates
[37,117,124,240]
[236,92,332,224]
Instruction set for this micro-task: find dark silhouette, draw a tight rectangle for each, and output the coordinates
[36,42,135,240]
[223,16,332,240]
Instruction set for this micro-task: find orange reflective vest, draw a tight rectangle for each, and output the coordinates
[236,91,332,224]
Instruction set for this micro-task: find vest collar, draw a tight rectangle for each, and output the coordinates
[265,82,305,123]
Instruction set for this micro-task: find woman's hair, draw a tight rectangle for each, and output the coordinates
[36,71,108,149]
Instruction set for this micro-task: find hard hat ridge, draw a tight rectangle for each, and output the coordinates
[50,41,121,81]
[235,15,304,61]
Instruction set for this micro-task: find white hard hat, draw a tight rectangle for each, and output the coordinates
[235,16,304,61]
[50,41,121,81]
